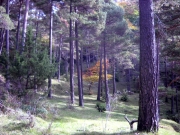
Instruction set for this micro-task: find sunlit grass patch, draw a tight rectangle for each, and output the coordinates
[0,78,180,135]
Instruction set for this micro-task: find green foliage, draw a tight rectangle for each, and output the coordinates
[0,6,14,30]
[0,27,56,96]
[120,92,129,102]
[95,102,106,112]
[21,103,48,117]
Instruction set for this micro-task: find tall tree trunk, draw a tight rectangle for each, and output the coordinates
[138,0,159,132]
[75,14,83,106]
[6,0,10,91]
[164,57,167,87]
[16,1,22,51]
[174,61,178,113]
[171,95,174,114]
[156,33,160,116]
[86,48,90,68]
[69,0,74,104]
[65,59,69,81]
[33,10,39,93]
[0,29,5,55]
[58,35,62,81]
[80,46,83,97]
[97,43,103,101]
[125,69,131,92]
[21,0,30,50]
[35,10,39,46]
[103,32,110,111]
[48,0,53,98]
[112,58,116,95]
[175,87,178,113]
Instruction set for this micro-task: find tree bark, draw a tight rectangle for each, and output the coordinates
[97,43,103,101]
[0,29,5,55]
[48,0,53,98]
[16,0,22,51]
[35,10,39,46]
[164,57,168,87]
[175,88,178,113]
[57,35,62,81]
[171,95,174,114]
[80,46,83,98]
[125,69,131,92]
[103,32,110,111]
[75,13,83,106]
[69,0,74,104]
[138,0,159,132]
[112,58,116,95]
[21,0,30,50]
[6,0,10,91]
[86,48,90,68]
[65,59,69,80]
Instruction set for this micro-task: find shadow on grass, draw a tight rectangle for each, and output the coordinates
[72,131,137,135]
[162,120,180,132]
[3,122,28,131]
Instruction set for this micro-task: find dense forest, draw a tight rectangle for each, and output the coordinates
[0,0,180,134]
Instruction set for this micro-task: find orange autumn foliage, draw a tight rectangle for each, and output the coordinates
[83,59,112,84]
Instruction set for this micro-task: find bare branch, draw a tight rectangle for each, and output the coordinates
[124,114,138,130]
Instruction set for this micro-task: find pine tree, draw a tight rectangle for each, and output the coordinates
[138,0,159,132]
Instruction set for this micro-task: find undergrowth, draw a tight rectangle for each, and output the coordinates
[0,78,179,135]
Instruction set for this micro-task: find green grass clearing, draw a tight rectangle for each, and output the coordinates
[0,78,180,135]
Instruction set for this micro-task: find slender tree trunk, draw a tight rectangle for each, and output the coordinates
[156,33,161,117]
[86,48,90,68]
[171,95,174,114]
[65,59,69,80]
[35,10,39,46]
[103,32,110,111]
[97,44,103,101]
[138,0,159,132]
[164,57,167,87]
[25,73,30,90]
[6,0,10,91]
[58,35,62,81]
[112,58,116,95]
[48,0,53,98]
[75,14,83,106]
[21,0,30,50]
[175,87,178,113]
[33,10,39,93]
[69,0,74,104]
[16,1,22,51]
[170,63,175,113]
[174,63,178,113]
[80,46,83,97]
[125,69,131,92]
[101,79,103,96]
[0,29,5,55]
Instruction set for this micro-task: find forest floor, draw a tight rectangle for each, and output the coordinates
[0,77,180,135]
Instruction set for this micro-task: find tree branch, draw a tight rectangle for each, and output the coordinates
[124,114,138,130]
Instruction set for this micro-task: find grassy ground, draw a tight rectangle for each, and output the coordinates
[0,78,180,135]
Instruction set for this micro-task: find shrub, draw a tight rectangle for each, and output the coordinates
[0,27,57,97]
[95,102,106,112]
[120,93,129,102]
